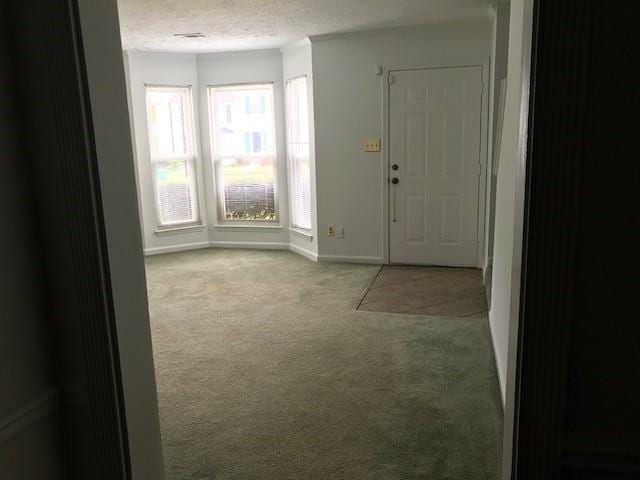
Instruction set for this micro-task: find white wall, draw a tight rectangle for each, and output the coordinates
[489,0,532,407]
[484,3,510,276]
[197,50,291,248]
[282,40,318,260]
[310,21,492,263]
[125,51,210,254]
[493,0,535,477]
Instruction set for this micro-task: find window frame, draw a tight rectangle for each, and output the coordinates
[207,82,280,225]
[285,75,312,231]
[144,84,202,230]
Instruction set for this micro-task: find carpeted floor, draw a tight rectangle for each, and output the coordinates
[145,249,503,480]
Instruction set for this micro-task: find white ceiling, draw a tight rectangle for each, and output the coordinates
[117,0,493,53]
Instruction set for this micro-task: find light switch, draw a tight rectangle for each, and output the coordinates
[363,139,380,152]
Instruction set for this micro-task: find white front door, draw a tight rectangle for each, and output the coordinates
[389,66,483,266]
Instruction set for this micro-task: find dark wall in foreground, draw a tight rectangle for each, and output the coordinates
[565,1,640,475]
[515,1,640,478]
[0,10,68,478]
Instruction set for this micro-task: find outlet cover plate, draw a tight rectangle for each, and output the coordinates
[363,139,380,152]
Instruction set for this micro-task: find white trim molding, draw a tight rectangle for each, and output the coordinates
[483,255,493,282]
[154,224,205,236]
[289,243,318,262]
[209,241,289,250]
[317,254,384,265]
[289,228,313,241]
[142,240,383,267]
[488,308,506,407]
[0,388,61,444]
[144,241,210,256]
[212,224,283,233]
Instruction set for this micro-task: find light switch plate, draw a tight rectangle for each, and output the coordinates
[363,139,380,152]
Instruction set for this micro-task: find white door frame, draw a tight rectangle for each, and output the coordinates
[381,59,490,267]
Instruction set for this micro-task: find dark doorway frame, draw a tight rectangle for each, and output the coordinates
[511,1,640,478]
[2,0,131,478]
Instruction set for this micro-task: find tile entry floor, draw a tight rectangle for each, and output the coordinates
[359,265,489,317]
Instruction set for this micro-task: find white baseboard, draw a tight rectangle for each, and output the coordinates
[209,241,289,250]
[317,254,384,265]
[144,241,381,267]
[483,256,493,283]
[487,310,507,407]
[144,241,210,256]
[288,243,318,262]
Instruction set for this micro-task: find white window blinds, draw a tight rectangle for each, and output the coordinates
[285,77,312,230]
[145,86,200,227]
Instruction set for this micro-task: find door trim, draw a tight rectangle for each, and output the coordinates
[382,60,490,267]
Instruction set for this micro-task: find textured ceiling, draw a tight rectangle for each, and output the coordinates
[117,0,493,53]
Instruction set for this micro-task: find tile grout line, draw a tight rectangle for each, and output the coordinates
[368,274,444,290]
[459,308,490,318]
[356,265,384,311]
[386,293,488,315]
[369,273,483,291]
[403,293,488,313]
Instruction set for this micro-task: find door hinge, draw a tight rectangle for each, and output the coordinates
[387,73,394,85]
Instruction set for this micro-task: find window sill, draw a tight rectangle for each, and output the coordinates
[154,224,205,236]
[289,228,313,241]
[213,224,283,233]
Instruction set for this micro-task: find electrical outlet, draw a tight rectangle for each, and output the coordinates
[328,225,336,236]
[363,139,380,152]
[336,226,344,238]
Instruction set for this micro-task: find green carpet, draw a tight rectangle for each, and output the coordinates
[145,249,503,480]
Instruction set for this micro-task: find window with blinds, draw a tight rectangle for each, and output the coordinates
[209,84,278,222]
[285,76,312,230]
[145,86,200,228]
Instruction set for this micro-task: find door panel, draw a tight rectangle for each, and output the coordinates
[441,194,463,245]
[405,193,427,243]
[389,66,482,266]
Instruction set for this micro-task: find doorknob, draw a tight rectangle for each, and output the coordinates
[392,164,399,171]
[391,177,399,184]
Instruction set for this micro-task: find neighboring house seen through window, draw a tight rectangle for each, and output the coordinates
[209,84,278,222]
